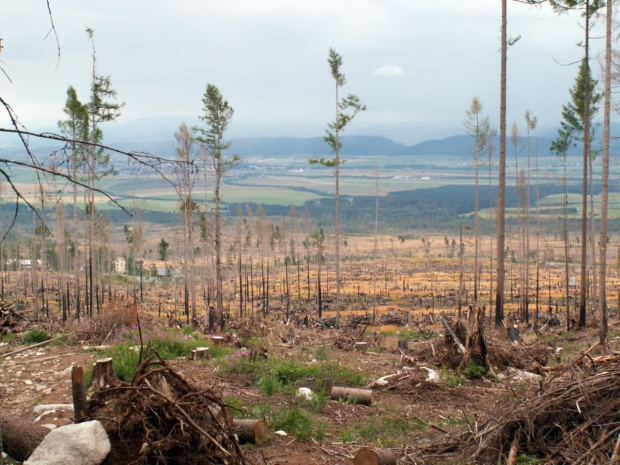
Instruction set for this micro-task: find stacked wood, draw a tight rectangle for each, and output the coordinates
[354,448,397,465]
[330,386,374,405]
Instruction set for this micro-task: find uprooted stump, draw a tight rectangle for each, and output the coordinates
[82,356,248,465]
[422,355,620,464]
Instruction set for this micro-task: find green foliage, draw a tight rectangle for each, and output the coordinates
[49,332,71,347]
[2,333,16,343]
[220,354,366,392]
[24,329,50,344]
[272,405,314,440]
[256,374,282,396]
[106,324,231,381]
[440,366,464,386]
[105,342,141,381]
[516,453,543,465]
[462,360,486,380]
[339,414,419,445]
[315,344,330,361]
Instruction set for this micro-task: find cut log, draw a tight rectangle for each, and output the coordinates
[90,357,116,389]
[71,364,87,420]
[189,347,211,360]
[0,413,49,462]
[232,419,270,444]
[330,386,374,405]
[354,341,368,352]
[354,448,397,465]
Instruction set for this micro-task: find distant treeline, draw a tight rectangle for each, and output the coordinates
[0,182,612,235]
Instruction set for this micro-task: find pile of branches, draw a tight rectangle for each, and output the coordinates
[378,311,408,326]
[83,355,248,465]
[345,313,374,329]
[422,355,620,464]
[0,302,25,336]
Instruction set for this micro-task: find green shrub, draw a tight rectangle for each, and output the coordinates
[440,366,463,386]
[2,333,16,344]
[105,342,141,381]
[24,329,50,344]
[257,374,282,396]
[272,406,313,440]
[462,360,486,380]
[315,344,330,361]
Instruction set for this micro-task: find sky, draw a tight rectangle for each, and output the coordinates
[0,0,614,145]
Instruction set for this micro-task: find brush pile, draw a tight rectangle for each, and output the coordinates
[83,355,248,465]
[422,353,620,464]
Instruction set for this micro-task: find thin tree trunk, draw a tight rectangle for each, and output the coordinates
[496,0,507,326]
[599,0,612,346]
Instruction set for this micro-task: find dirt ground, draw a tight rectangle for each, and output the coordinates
[5,318,613,465]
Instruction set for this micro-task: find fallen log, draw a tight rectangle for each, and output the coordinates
[232,419,269,444]
[0,413,49,462]
[330,386,374,405]
[354,447,397,465]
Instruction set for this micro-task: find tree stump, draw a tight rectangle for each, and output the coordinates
[91,358,116,389]
[397,339,408,351]
[354,341,368,352]
[232,419,270,444]
[71,364,87,420]
[460,305,488,370]
[189,347,211,360]
[330,386,374,405]
[354,448,397,465]
[0,413,49,462]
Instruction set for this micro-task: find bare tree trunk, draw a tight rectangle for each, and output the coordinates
[496,0,507,326]
[599,0,612,346]
[579,1,591,329]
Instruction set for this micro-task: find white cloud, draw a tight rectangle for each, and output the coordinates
[373,65,405,77]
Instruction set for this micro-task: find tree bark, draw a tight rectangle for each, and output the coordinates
[354,448,397,465]
[496,0,507,326]
[330,387,374,405]
[232,419,269,444]
[0,413,49,462]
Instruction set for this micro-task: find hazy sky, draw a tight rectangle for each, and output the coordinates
[1,1,613,144]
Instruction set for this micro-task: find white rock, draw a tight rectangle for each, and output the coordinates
[274,430,288,437]
[33,404,73,415]
[42,424,57,430]
[296,387,314,401]
[24,420,111,465]
[24,380,33,385]
[421,367,441,384]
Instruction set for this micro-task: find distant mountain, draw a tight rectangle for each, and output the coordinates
[231,135,407,157]
[393,135,554,157]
